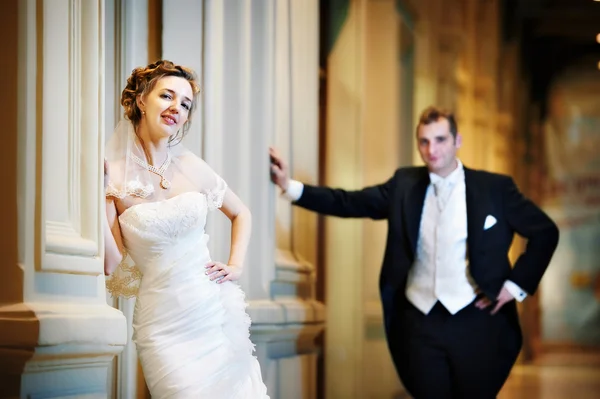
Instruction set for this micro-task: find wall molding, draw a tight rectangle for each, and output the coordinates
[39,0,103,275]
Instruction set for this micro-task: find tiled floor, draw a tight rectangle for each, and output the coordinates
[499,364,600,399]
[393,354,600,399]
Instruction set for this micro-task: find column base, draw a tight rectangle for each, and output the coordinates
[248,299,325,399]
[249,298,325,357]
[0,302,126,398]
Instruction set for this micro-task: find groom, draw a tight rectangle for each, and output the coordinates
[269,106,559,398]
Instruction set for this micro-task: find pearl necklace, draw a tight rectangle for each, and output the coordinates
[130,152,173,189]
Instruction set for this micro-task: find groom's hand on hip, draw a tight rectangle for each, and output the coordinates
[474,286,515,315]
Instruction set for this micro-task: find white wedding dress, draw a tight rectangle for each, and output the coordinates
[113,191,269,398]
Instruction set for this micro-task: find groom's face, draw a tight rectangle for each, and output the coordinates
[417,118,462,177]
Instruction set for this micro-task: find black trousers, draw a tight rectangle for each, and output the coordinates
[398,299,522,399]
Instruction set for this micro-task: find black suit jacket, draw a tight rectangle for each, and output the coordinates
[294,166,559,362]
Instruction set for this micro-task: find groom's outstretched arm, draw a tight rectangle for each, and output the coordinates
[292,179,393,220]
[269,147,393,220]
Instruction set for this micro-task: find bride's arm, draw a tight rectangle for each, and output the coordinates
[206,188,252,283]
[103,159,124,275]
[221,188,252,269]
[104,198,125,276]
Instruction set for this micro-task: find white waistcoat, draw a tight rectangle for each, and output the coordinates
[405,167,478,315]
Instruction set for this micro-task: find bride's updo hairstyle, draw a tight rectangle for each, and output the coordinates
[121,60,201,144]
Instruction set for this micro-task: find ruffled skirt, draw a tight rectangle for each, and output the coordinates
[132,252,268,398]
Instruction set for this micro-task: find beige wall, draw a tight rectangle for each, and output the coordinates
[320,0,531,397]
[411,0,513,173]
[322,0,410,397]
[362,1,412,397]
[323,0,367,394]
[0,0,21,305]
[537,66,600,349]
[0,1,30,393]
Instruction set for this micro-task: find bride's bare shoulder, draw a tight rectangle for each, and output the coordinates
[174,149,214,169]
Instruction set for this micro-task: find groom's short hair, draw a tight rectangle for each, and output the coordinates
[417,106,458,138]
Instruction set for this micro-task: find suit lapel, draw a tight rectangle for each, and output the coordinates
[464,167,486,257]
[404,168,429,257]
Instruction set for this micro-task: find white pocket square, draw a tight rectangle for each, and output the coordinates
[484,215,497,230]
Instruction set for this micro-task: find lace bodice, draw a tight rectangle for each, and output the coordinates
[106,190,224,298]
[119,192,208,243]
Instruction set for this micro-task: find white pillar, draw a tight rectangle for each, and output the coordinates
[162,0,203,156]
[269,2,324,398]
[104,1,149,397]
[162,1,325,397]
[0,0,126,397]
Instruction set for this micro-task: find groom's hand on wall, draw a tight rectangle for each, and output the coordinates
[269,147,290,191]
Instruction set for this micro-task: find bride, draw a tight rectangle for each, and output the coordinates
[103,60,269,398]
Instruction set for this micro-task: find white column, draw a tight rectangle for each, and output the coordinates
[104,1,149,398]
[162,1,325,397]
[106,0,149,132]
[0,0,127,397]
[162,0,204,156]
[270,2,324,398]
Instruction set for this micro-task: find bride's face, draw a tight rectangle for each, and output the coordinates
[140,76,194,140]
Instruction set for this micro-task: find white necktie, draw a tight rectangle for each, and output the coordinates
[433,180,451,211]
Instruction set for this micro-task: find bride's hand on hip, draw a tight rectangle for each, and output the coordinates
[205,261,242,283]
